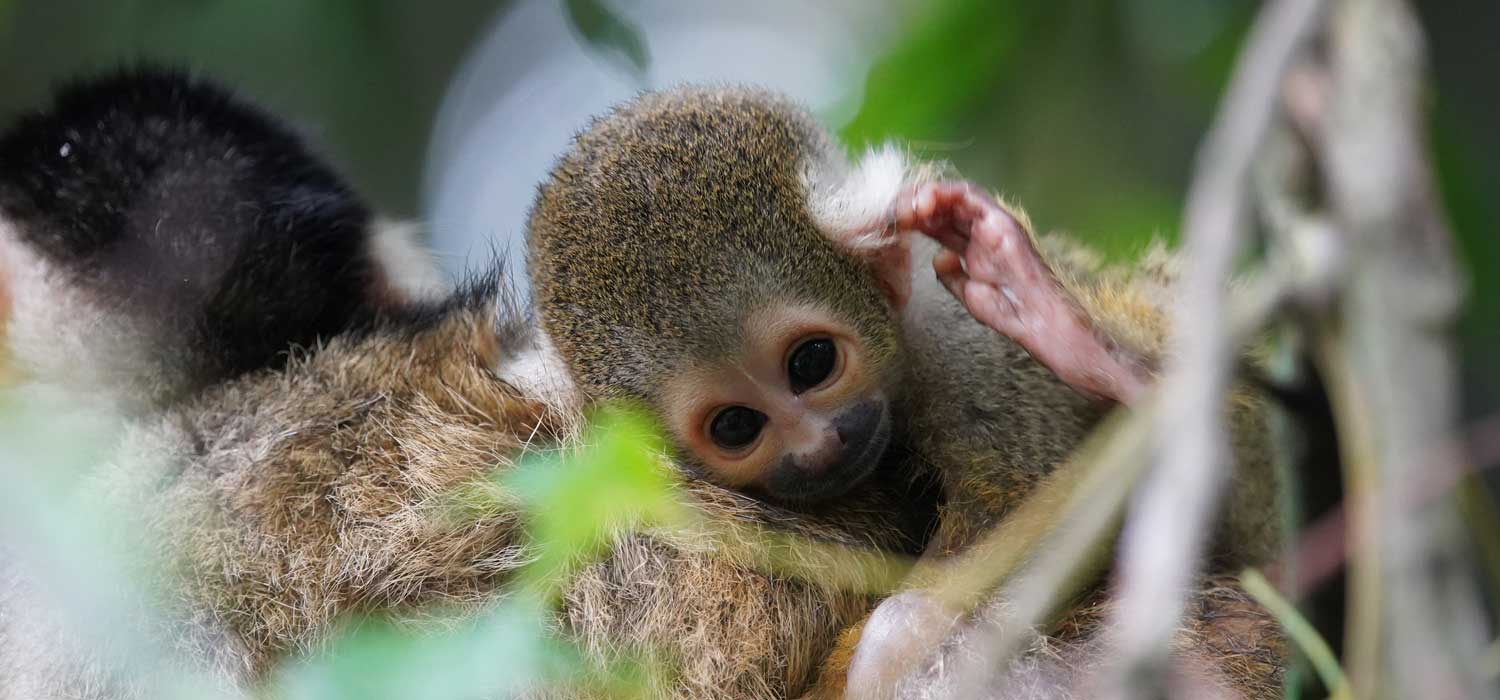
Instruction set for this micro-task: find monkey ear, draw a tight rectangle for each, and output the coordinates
[806,145,918,310]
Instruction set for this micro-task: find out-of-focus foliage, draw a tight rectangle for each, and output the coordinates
[271,407,678,700]
[843,0,1260,261]
[0,397,677,699]
[504,408,685,596]
[272,603,581,700]
[0,393,239,700]
[832,0,1500,417]
[840,0,1024,151]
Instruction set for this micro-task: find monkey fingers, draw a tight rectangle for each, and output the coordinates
[896,181,1151,405]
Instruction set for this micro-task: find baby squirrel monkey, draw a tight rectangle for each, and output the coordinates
[529,87,1282,696]
[529,88,1151,507]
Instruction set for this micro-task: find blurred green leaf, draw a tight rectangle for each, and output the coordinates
[840,0,1022,149]
[272,407,678,700]
[564,0,650,79]
[273,601,577,700]
[0,391,242,700]
[507,406,683,597]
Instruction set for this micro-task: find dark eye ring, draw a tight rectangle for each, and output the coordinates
[708,405,767,451]
[787,337,838,394]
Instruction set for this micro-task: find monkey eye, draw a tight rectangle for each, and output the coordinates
[787,338,837,394]
[709,405,768,451]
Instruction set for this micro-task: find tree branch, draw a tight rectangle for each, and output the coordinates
[1314,0,1491,696]
[1101,0,1329,696]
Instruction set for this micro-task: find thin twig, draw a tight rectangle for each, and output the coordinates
[941,396,1158,694]
[1240,568,1351,700]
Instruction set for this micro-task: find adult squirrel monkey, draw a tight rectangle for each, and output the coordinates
[0,74,1284,699]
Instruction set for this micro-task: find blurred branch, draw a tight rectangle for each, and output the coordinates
[1268,411,1500,601]
[941,400,1157,694]
[1310,0,1491,696]
[1194,0,1493,695]
[1101,0,1329,697]
[894,265,1303,698]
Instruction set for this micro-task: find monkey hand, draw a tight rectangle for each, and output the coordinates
[895,182,1152,405]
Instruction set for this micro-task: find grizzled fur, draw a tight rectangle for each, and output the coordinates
[0,287,923,698]
[0,72,919,700]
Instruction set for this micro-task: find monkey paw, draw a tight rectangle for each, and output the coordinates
[895,181,1150,404]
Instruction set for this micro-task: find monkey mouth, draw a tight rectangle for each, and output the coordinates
[767,402,893,506]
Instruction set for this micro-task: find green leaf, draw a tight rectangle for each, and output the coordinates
[564,0,650,79]
[840,0,1023,149]
[272,408,679,699]
[507,405,684,598]
[0,392,241,699]
[272,600,578,700]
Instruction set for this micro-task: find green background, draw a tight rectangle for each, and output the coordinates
[0,0,1494,418]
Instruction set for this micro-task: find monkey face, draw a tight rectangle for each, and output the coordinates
[658,304,895,506]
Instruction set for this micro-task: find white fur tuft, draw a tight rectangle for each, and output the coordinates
[368,219,449,302]
[804,143,914,252]
[0,216,171,410]
[495,328,581,415]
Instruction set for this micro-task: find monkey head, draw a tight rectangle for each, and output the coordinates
[528,87,922,506]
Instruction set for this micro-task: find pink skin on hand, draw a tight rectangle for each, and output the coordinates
[893,181,1152,405]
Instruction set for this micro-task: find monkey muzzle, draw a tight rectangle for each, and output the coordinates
[762,398,891,505]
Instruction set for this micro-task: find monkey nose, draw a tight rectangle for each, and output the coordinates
[802,432,847,472]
